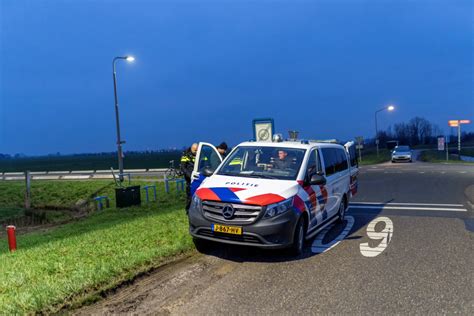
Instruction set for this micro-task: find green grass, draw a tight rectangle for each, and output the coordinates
[460,148,474,157]
[0,180,192,314]
[358,148,391,165]
[419,150,474,164]
[0,151,182,172]
[0,207,25,221]
[0,180,114,210]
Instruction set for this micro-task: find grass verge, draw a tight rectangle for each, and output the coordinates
[0,180,192,314]
[419,150,474,164]
[358,149,391,165]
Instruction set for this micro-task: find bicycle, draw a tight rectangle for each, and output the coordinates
[164,160,183,179]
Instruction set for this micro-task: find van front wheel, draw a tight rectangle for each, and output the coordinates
[337,200,346,223]
[290,217,305,256]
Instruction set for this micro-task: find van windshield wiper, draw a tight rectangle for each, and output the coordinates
[243,173,278,179]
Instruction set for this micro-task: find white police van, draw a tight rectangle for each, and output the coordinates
[188,138,358,255]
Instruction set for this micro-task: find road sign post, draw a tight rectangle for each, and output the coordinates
[446,137,449,161]
[448,120,471,155]
[355,136,364,163]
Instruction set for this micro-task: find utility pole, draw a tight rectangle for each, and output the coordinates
[112,56,135,183]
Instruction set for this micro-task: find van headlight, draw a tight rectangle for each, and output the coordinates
[191,195,203,213]
[264,198,293,218]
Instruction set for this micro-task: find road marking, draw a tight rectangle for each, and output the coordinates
[311,216,355,254]
[360,217,393,258]
[459,171,467,174]
[351,202,464,207]
[349,205,467,212]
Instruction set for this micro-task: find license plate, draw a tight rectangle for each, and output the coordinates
[212,224,242,235]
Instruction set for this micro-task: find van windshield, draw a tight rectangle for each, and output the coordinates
[217,146,306,180]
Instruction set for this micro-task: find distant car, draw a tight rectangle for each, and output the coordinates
[391,145,412,163]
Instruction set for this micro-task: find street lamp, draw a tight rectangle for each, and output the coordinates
[112,55,134,183]
[375,104,395,157]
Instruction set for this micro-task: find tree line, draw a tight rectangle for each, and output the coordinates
[376,116,474,146]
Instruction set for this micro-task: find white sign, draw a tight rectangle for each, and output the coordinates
[437,137,445,151]
[255,123,272,141]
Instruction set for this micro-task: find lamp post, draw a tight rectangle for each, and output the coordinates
[375,105,395,157]
[112,56,135,183]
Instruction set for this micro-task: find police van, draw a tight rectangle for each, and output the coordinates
[188,138,359,255]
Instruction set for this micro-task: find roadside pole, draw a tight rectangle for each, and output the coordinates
[457,124,461,154]
[448,119,471,156]
[25,170,31,209]
[446,139,449,161]
[356,136,364,163]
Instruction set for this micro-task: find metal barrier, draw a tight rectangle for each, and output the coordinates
[143,185,157,202]
[94,196,110,210]
[164,176,185,194]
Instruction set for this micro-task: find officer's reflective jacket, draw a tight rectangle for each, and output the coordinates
[180,148,195,181]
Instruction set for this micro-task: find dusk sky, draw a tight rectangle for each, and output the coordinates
[1,0,472,155]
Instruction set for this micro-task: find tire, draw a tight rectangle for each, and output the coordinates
[193,238,211,253]
[290,217,305,256]
[165,169,177,180]
[337,199,346,223]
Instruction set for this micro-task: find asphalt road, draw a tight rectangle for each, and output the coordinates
[76,160,474,315]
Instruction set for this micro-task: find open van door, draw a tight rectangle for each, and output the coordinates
[190,142,223,196]
[344,141,359,197]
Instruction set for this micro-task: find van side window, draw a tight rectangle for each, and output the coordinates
[349,145,358,167]
[306,150,317,178]
[335,148,348,172]
[321,148,336,176]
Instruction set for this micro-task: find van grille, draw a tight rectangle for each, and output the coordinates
[202,201,262,224]
[197,229,262,244]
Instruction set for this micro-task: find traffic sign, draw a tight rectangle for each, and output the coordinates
[448,119,471,153]
[253,118,274,142]
[449,119,471,126]
[437,137,445,151]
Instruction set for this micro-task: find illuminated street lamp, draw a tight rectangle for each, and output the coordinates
[375,104,395,157]
[112,55,134,183]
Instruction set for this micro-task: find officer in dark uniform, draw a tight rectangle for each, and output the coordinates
[272,150,292,169]
[180,143,198,211]
[216,142,228,158]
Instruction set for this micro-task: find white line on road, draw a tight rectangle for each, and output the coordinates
[349,205,467,212]
[351,202,464,207]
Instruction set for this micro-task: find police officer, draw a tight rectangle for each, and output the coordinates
[272,150,292,169]
[216,142,228,158]
[180,143,198,211]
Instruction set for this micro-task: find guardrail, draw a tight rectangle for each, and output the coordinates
[0,169,168,181]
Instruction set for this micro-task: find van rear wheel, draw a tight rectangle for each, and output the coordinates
[290,217,305,256]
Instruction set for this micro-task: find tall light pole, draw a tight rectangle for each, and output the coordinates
[112,55,135,183]
[375,104,395,157]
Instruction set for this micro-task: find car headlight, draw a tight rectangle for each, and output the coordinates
[191,195,203,213]
[264,198,293,218]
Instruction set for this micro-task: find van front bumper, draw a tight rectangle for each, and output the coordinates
[188,205,300,249]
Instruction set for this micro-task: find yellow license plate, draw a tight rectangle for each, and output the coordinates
[212,224,242,235]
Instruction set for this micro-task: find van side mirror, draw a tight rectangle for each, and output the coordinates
[202,167,215,177]
[310,173,326,185]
